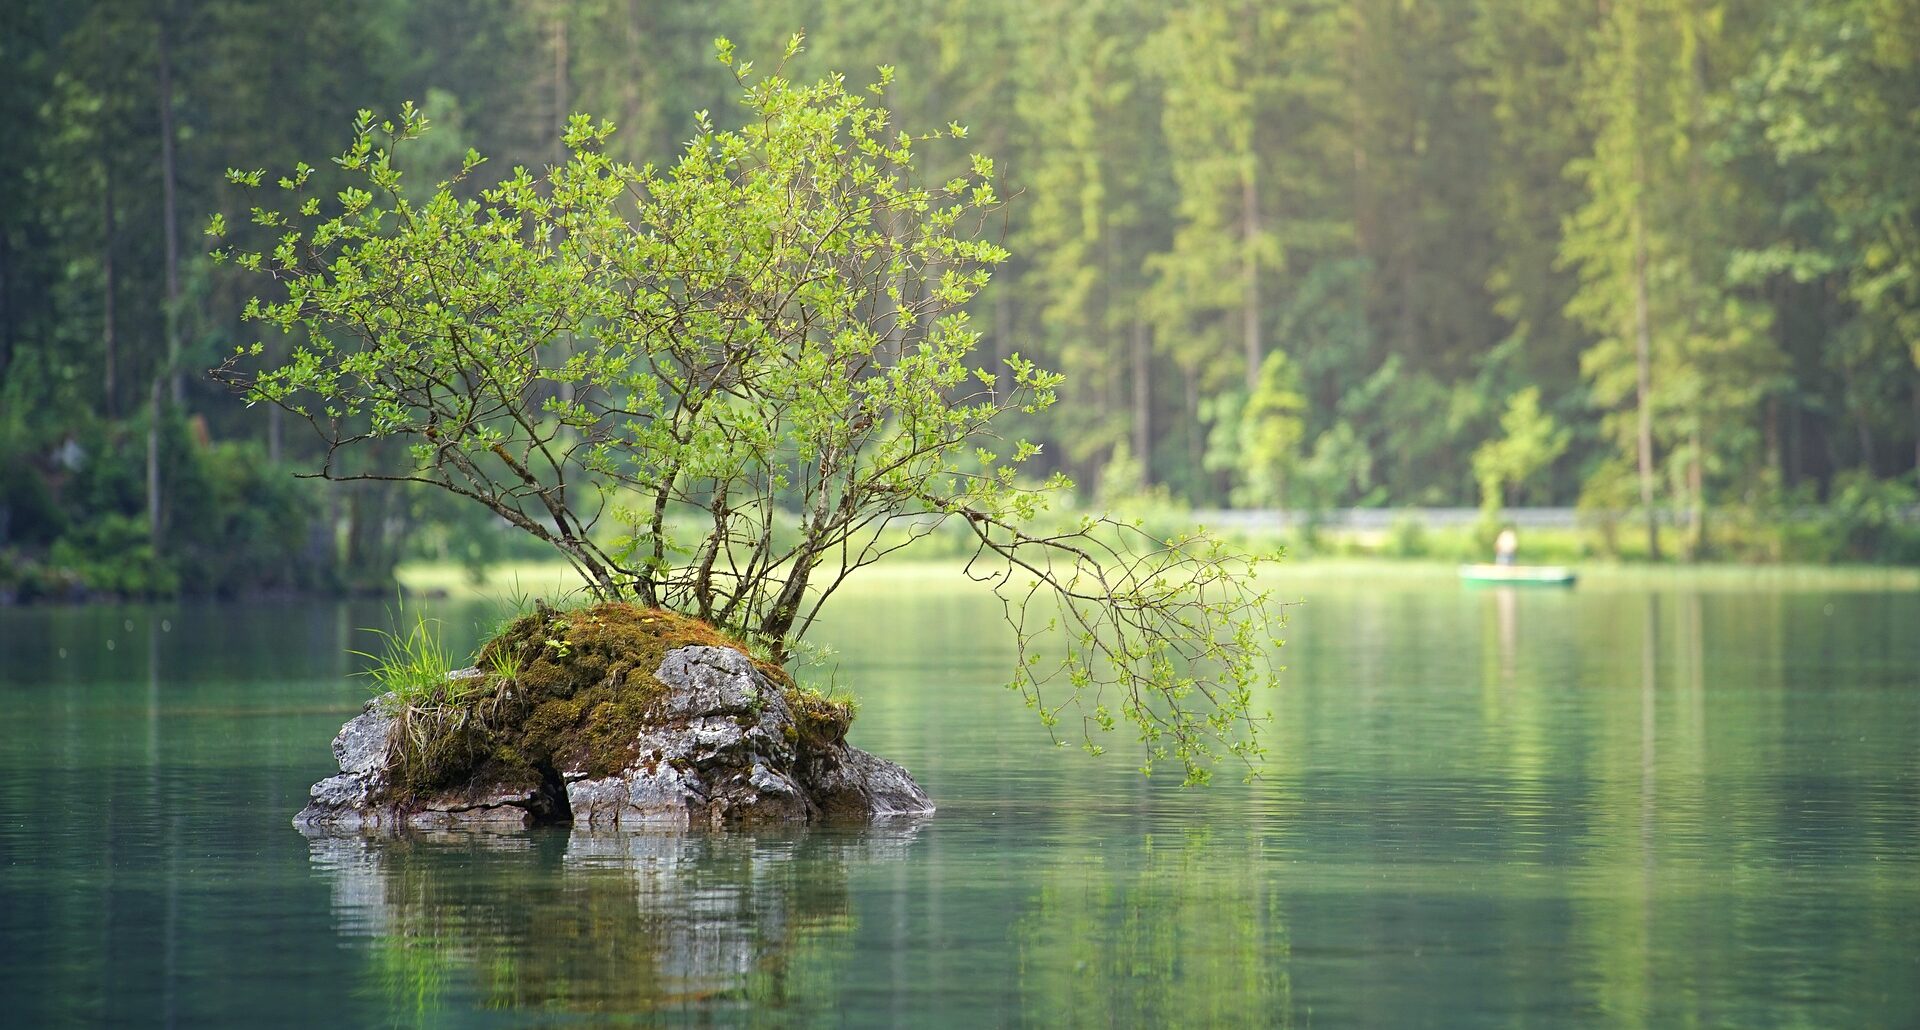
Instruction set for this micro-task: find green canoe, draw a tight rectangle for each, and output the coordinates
[1458,563,1577,587]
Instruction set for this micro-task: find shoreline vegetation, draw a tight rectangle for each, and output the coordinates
[6,503,1920,606]
[390,553,1920,604]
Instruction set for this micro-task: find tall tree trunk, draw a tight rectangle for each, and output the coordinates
[1911,374,1919,475]
[535,5,577,425]
[1684,0,1709,560]
[621,0,646,150]
[1622,0,1661,560]
[991,288,1009,388]
[1839,361,1875,470]
[1131,316,1151,483]
[1241,164,1262,392]
[0,224,11,382]
[1765,396,1781,488]
[1631,202,1659,560]
[345,482,402,592]
[1184,367,1211,498]
[551,5,569,165]
[1688,423,1705,558]
[102,156,118,419]
[156,8,182,406]
[147,378,162,544]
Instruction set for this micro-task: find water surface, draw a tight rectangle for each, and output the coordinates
[1,570,1915,1026]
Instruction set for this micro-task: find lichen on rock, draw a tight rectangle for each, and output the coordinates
[295,603,931,831]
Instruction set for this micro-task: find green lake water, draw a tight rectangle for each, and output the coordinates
[1,569,1916,1027]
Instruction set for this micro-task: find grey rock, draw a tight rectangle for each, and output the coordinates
[296,673,561,831]
[805,745,935,819]
[296,645,932,832]
[297,696,395,830]
[331,697,392,775]
[656,647,769,718]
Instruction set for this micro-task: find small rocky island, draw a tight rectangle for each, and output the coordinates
[297,603,932,830]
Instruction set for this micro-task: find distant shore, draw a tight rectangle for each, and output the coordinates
[393,556,1920,602]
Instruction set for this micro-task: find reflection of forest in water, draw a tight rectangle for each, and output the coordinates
[308,823,1305,1025]
[1013,828,1295,1027]
[5,585,1912,1025]
[309,826,922,1019]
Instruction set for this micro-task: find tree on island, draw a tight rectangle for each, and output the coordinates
[214,37,1279,784]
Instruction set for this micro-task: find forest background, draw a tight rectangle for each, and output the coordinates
[3,0,1918,600]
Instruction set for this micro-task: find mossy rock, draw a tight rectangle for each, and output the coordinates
[296,600,928,830]
[387,602,846,803]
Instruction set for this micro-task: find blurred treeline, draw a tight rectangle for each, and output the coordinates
[3,0,1919,598]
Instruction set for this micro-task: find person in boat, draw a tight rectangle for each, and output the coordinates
[1494,526,1518,566]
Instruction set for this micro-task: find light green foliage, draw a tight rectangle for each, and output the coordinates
[1232,349,1308,507]
[217,39,1020,636]
[1725,0,1920,473]
[1473,387,1571,515]
[1293,423,1377,514]
[1465,0,1595,393]
[1144,0,1344,401]
[1093,440,1147,510]
[1562,0,1788,548]
[217,39,1278,783]
[1012,0,1169,482]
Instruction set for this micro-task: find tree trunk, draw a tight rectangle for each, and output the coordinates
[0,219,11,382]
[622,0,644,144]
[1241,164,1262,392]
[102,155,118,419]
[1684,2,1708,561]
[550,4,568,165]
[550,4,575,431]
[1185,367,1203,487]
[156,9,183,406]
[1786,395,1804,490]
[991,288,1010,388]
[345,481,406,593]
[147,378,163,545]
[1839,361,1875,471]
[1131,316,1151,484]
[1622,0,1661,560]
[1765,395,1781,488]
[1688,424,1705,558]
[1911,374,1919,475]
[1631,202,1659,560]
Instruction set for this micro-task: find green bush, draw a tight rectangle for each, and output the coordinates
[5,416,336,600]
[1822,473,1920,564]
[1385,513,1430,558]
[165,438,332,595]
[49,514,180,596]
[0,448,66,546]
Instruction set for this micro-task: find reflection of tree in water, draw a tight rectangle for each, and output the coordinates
[308,826,922,1021]
[1013,827,1293,1027]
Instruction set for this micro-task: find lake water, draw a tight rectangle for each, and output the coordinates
[1,568,1916,1027]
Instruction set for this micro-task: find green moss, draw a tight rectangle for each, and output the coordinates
[784,686,855,753]
[382,602,844,804]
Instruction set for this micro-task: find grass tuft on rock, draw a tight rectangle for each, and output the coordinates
[378,601,853,805]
